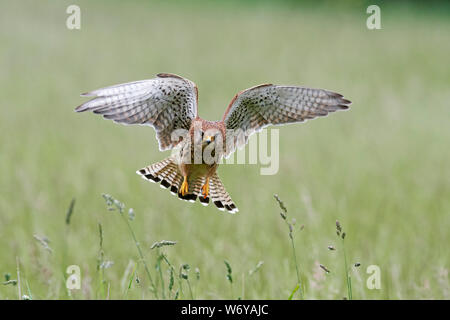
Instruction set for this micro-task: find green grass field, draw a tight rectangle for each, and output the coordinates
[1,0,449,300]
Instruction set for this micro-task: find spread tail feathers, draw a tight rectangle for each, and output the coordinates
[208,173,238,214]
[136,157,183,197]
[136,158,238,214]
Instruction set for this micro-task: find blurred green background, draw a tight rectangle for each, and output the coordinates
[0,0,449,299]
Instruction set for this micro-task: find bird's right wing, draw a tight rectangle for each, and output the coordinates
[76,73,198,151]
[222,84,351,156]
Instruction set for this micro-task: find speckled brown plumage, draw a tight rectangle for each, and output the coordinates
[76,73,351,214]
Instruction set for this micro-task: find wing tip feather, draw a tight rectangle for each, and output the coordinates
[337,104,350,110]
[75,103,88,112]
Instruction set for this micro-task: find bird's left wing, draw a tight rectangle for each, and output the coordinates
[222,84,351,156]
[75,73,198,151]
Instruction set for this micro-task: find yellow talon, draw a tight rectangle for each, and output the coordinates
[201,178,210,198]
[180,176,189,196]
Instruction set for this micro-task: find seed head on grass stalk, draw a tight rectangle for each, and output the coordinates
[128,208,135,221]
[335,220,352,300]
[195,268,200,281]
[151,240,178,299]
[156,251,178,300]
[249,261,264,276]
[273,194,304,299]
[65,198,76,225]
[179,264,194,299]
[121,261,137,299]
[224,260,233,283]
[169,267,174,293]
[101,193,158,299]
[2,273,17,286]
[155,254,166,299]
[245,261,264,298]
[63,198,76,294]
[33,234,52,254]
[150,240,177,249]
[319,264,331,274]
[2,280,18,286]
[96,222,111,299]
[224,260,234,299]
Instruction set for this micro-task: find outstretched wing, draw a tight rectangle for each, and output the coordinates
[75,73,198,151]
[222,84,351,156]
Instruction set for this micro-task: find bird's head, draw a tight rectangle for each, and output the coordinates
[202,134,216,148]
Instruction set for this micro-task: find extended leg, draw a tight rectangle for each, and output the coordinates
[180,176,189,196]
[201,177,210,198]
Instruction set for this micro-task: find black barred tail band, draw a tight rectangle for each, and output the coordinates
[136,158,238,214]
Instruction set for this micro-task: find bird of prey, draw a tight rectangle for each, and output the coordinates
[76,73,351,214]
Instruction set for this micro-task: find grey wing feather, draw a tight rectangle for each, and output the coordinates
[76,73,198,151]
[222,84,351,156]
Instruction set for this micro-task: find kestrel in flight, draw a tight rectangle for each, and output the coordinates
[76,73,351,213]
